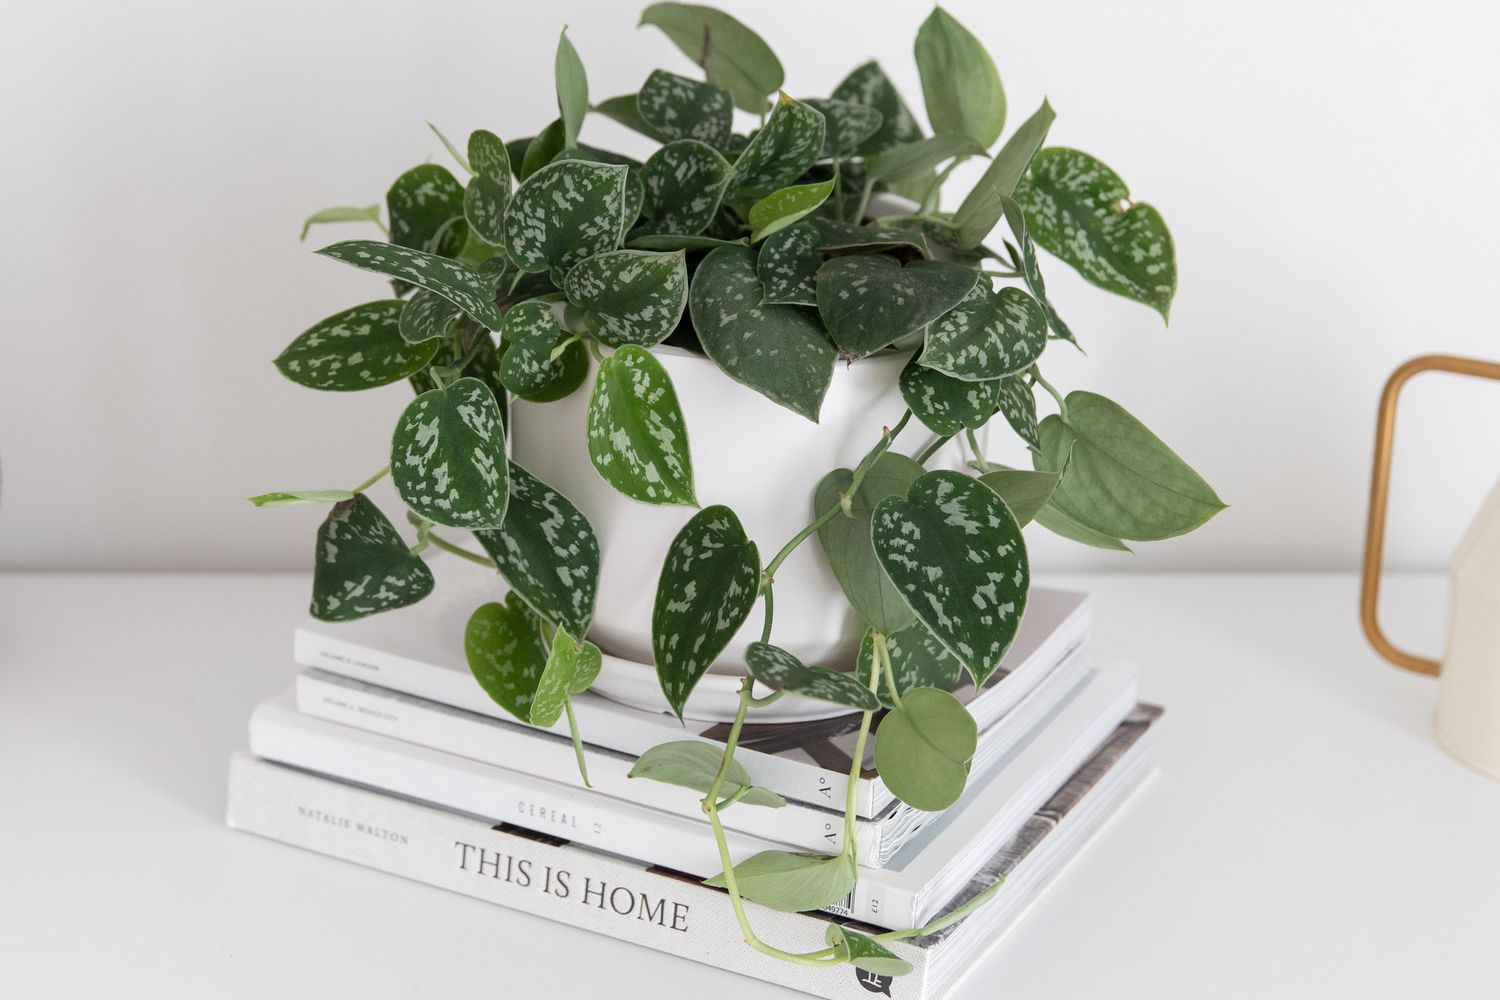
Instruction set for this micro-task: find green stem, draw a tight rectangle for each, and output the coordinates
[914,434,953,466]
[586,338,606,363]
[748,688,784,707]
[873,877,1006,943]
[759,585,776,643]
[873,632,904,712]
[563,698,592,788]
[506,270,525,297]
[965,428,993,473]
[841,635,882,854]
[852,175,875,225]
[1030,367,1068,420]
[426,531,498,569]
[453,328,491,371]
[351,465,390,493]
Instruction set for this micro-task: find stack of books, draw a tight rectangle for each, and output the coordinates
[227,553,1162,1000]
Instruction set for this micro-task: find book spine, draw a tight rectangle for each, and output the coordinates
[296,670,887,865]
[295,630,882,818]
[226,754,929,1000]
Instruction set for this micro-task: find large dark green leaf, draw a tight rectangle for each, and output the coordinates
[652,505,760,719]
[1015,147,1176,319]
[275,301,439,391]
[503,159,628,275]
[872,470,1029,686]
[914,7,1005,148]
[387,164,466,255]
[564,249,688,348]
[637,70,734,148]
[639,139,734,236]
[831,61,923,156]
[317,241,506,330]
[816,256,976,360]
[1038,392,1224,540]
[309,494,434,622]
[704,850,855,913]
[873,687,977,811]
[953,99,1054,249]
[473,461,600,638]
[587,345,696,505]
[465,594,548,722]
[639,3,785,113]
[628,741,786,808]
[555,29,589,149]
[745,642,879,711]
[814,452,923,635]
[728,94,825,203]
[920,283,1046,381]
[899,353,1000,436]
[688,245,835,421]
[390,377,509,529]
[756,222,821,306]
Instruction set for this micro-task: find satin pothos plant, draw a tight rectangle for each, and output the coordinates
[255,3,1221,975]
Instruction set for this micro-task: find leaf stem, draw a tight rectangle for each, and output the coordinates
[852,175,875,225]
[425,531,498,569]
[1030,367,1068,420]
[914,434,953,465]
[872,877,1006,943]
[351,465,390,493]
[563,697,592,787]
[873,631,904,712]
[586,338,606,363]
[965,429,994,473]
[841,636,882,853]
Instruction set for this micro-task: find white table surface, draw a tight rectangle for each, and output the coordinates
[2,571,1497,998]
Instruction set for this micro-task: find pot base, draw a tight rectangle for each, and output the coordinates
[591,650,857,724]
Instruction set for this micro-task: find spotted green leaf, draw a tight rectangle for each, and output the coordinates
[627,233,746,252]
[399,290,463,345]
[1015,147,1176,319]
[811,218,931,257]
[529,628,602,727]
[805,98,883,157]
[688,245,835,421]
[874,686,978,811]
[310,494,435,622]
[872,470,1029,686]
[825,925,913,978]
[248,489,354,509]
[463,130,512,246]
[300,204,382,242]
[652,504,760,719]
[628,741,786,808]
[831,61,924,157]
[564,249,687,348]
[995,374,1040,449]
[865,134,986,186]
[465,594,549,722]
[815,256,976,360]
[978,466,1065,527]
[473,461,600,638]
[390,377,509,529]
[317,242,507,330]
[756,223,821,306]
[387,164,466,256]
[503,159,627,275]
[552,147,646,244]
[637,70,733,148]
[1003,195,1077,345]
[639,3,784,114]
[899,353,1000,436]
[555,29,588,150]
[953,99,1055,249]
[1037,392,1224,540]
[747,175,835,243]
[859,627,962,710]
[639,139,734,236]
[915,7,1005,148]
[496,301,589,400]
[745,642,878,711]
[814,452,923,635]
[920,284,1046,381]
[587,345,695,506]
[704,850,855,913]
[729,93,825,203]
[275,301,440,391]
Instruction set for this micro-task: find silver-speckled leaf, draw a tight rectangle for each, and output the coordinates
[811,218,930,257]
[831,61,924,156]
[815,256,977,360]
[858,626,962,710]
[564,249,687,348]
[503,159,628,275]
[586,345,696,506]
[317,241,506,330]
[473,461,600,639]
[1015,147,1176,319]
[551,147,646,244]
[995,374,1040,449]
[814,452,923,635]
[652,504,760,719]
[745,642,878,711]
[310,494,434,622]
[496,301,580,399]
[469,129,511,179]
[805,98,883,157]
[399,290,463,345]
[627,233,746,252]
[899,353,1001,436]
[639,139,734,236]
[464,176,509,247]
[756,223,821,306]
[465,594,548,722]
[390,377,509,529]
[638,4,784,114]
[529,629,601,727]
[872,469,1029,686]
[688,245,835,422]
[275,300,440,391]
[1002,195,1076,345]
[920,283,1046,381]
[387,164,466,256]
[637,70,734,148]
[729,94,825,203]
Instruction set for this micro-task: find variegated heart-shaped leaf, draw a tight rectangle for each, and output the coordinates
[387,164,467,256]
[920,283,1046,381]
[275,300,440,391]
[473,461,600,639]
[1015,147,1176,319]
[639,4,784,114]
[688,245,835,421]
[953,99,1054,250]
[815,256,977,360]
[814,452,923,636]
[390,376,509,529]
[805,98,883,157]
[310,494,435,622]
[465,594,549,722]
[463,129,513,246]
[899,353,1001,436]
[745,642,879,711]
[729,94,825,203]
[398,290,463,345]
[496,301,589,401]
[564,249,687,348]
[652,504,761,719]
[318,242,506,330]
[756,223,821,306]
[747,175,835,243]
[503,159,628,275]
[1003,195,1076,345]
[831,61,924,156]
[872,470,1029,686]
[529,628,602,727]
[639,139,734,236]
[873,686,978,811]
[586,345,695,505]
[858,626,962,710]
[995,374,1040,449]
[637,70,734,148]
[552,147,646,243]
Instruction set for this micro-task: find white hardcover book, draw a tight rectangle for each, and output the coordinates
[249,662,1137,930]
[293,551,1092,818]
[293,638,1093,867]
[225,703,1161,1000]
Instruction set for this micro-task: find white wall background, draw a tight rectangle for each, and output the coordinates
[3,0,1499,572]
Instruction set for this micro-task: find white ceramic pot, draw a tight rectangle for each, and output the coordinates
[510,346,966,721]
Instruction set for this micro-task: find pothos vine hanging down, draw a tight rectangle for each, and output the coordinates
[254,2,1223,977]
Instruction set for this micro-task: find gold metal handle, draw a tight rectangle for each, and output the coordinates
[1361,354,1500,675]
